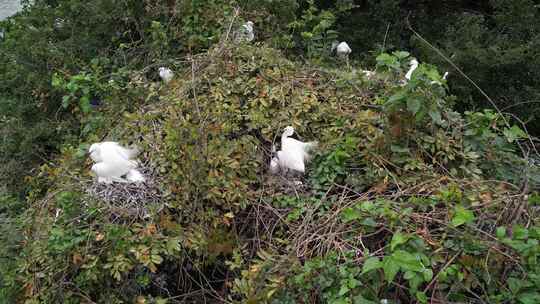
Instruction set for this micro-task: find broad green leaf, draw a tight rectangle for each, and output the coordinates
[503,125,527,143]
[382,256,400,282]
[428,109,442,125]
[341,207,362,222]
[390,232,409,251]
[393,51,410,59]
[362,257,382,274]
[496,226,506,238]
[422,268,433,282]
[392,250,424,272]
[387,91,406,104]
[415,291,428,304]
[407,98,422,115]
[451,205,475,227]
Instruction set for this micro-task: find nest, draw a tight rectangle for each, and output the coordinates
[85,163,166,220]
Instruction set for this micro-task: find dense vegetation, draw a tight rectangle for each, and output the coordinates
[1,1,539,303]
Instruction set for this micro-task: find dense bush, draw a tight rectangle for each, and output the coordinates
[0,0,539,303]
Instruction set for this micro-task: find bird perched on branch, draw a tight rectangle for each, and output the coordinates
[234,21,255,43]
[331,41,352,67]
[159,67,174,84]
[270,126,317,174]
[89,142,145,183]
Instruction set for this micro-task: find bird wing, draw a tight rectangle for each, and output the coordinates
[277,150,305,173]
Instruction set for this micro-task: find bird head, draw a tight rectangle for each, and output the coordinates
[409,59,419,67]
[158,67,168,74]
[246,21,254,27]
[282,126,295,137]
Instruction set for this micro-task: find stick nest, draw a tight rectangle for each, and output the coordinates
[85,162,166,219]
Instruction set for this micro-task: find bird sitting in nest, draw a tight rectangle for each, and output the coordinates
[270,126,318,176]
[89,141,145,184]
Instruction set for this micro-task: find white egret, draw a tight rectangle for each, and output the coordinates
[332,41,352,67]
[89,142,145,183]
[404,58,419,80]
[159,67,174,83]
[273,126,317,174]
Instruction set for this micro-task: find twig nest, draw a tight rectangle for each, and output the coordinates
[86,163,165,219]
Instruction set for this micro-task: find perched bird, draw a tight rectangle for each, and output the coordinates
[159,67,174,83]
[272,126,317,174]
[89,142,145,183]
[235,21,255,43]
[331,41,352,68]
[404,58,419,81]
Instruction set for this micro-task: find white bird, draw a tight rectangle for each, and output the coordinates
[88,142,145,183]
[235,21,254,43]
[332,41,352,68]
[89,142,139,163]
[159,67,174,83]
[404,58,419,80]
[273,126,317,174]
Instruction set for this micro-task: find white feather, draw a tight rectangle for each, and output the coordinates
[89,142,139,163]
[126,169,146,183]
[159,67,174,83]
[332,41,352,58]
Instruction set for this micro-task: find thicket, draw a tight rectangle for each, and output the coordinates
[0,0,539,303]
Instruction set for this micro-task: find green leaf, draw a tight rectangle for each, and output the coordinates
[393,51,410,59]
[392,250,424,272]
[503,125,527,143]
[338,284,350,296]
[513,226,528,240]
[518,292,540,304]
[407,98,422,115]
[428,109,442,125]
[451,205,475,227]
[390,232,409,251]
[382,256,400,282]
[387,91,406,104]
[422,268,433,282]
[415,291,428,304]
[362,257,382,274]
[62,95,71,108]
[342,207,362,222]
[496,226,506,238]
[80,96,91,113]
[390,145,410,153]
